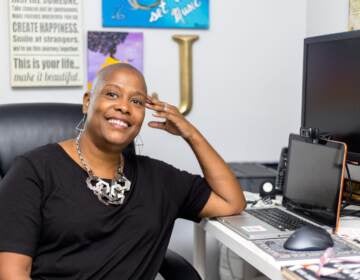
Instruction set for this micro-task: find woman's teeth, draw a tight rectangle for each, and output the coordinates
[108,119,129,128]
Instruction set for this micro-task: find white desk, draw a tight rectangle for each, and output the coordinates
[193,192,290,279]
[193,215,360,280]
[194,219,283,280]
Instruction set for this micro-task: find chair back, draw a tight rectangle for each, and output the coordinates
[0,103,134,178]
[0,103,200,279]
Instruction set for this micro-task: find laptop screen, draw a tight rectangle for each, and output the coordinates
[282,134,346,228]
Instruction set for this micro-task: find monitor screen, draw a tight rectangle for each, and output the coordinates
[302,30,360,161]
[282,134,346,228]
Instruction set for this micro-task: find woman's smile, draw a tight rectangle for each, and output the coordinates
[107,118,130,129]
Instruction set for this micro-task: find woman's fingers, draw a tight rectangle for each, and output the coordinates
[146,98,178,115]
[146,94,189,136]
[148,121,166,129]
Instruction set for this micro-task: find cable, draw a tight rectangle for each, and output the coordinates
[341,209,360,217]
[247,199,261,208]
[346,163,353,202]
[341,163,353,212]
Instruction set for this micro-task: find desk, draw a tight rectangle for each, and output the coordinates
[193,192,290,279]
[194,219,283,280]
[193,216,360,280]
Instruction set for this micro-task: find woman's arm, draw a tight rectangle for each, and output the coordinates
[184,128,246,217]
[0,252,32,280]
[146,97,246,217]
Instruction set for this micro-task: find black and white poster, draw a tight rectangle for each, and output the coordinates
[9,0,83,87]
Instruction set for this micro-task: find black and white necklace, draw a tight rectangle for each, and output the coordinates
[75,134,131,206]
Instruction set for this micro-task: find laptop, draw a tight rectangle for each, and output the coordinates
[217,134,347,240]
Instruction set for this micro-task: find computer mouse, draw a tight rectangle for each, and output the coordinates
[283,225,334,251]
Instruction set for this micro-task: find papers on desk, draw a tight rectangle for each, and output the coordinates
[282,260,360,280]
[338,216,360,240]
[252,235,360,262]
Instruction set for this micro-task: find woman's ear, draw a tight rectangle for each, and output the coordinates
[82,92,90,114]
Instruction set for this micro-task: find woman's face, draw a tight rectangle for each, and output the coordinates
[83,68,147,149]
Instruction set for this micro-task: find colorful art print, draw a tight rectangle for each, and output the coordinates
[102,0,209,29]
[87,31,143,89]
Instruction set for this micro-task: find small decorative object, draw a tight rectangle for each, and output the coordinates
[172,35,198,115]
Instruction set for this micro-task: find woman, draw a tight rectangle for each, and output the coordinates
[0,63,246,279]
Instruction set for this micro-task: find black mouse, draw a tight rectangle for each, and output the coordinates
[283,225,334,251]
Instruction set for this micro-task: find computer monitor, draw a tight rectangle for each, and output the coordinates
[301,30,360,162]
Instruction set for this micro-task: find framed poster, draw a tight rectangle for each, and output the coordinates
[87,31,143,90]
[349,0,360,30]
[9,0,83,87]
[102,0,209,29]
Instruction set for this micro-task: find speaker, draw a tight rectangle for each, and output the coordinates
[228,162,277,198]
[259,180,276,198]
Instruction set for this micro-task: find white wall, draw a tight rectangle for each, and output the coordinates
[306,0,349,37]
[0,0,307,168]
[0,1,308,279]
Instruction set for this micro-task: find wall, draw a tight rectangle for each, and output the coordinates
[0,0,307,165]
[0,1,308,279]
[306,0,349,37]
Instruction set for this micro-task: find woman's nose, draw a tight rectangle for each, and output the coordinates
[114,100,130,114]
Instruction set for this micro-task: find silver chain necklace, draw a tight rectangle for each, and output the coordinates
[75,134,131,206]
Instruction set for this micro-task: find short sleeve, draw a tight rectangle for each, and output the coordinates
[0,156,42,257]
[158,161,211,223]
[177,174,211,222]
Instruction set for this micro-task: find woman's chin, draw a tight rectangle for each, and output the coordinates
[103,133,134,148]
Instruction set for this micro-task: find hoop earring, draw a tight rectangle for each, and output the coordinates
[134,134,144,155]
[75,114,87,132]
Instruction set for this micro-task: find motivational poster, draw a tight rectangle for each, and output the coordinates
[9,0,83,87]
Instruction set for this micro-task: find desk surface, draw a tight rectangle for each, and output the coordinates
[194,211,360,280]
[197,219,296,280]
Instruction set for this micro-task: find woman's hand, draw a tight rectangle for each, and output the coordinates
[145,95,197,140]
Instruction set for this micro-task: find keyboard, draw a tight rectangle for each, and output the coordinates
[245,208,311,231]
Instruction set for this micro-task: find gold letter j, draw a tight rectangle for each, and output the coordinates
[172,35,199,115]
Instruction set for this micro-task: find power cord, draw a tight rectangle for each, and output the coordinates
[246,196,273,208]
[346,163,353,204]
[341,163,353,212]
[341,209,360,217]
[341,163,352,213]
[340,162,360,216]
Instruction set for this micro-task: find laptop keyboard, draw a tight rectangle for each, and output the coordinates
[245,208,312,231]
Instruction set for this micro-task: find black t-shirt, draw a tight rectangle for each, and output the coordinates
[0,144,211,280]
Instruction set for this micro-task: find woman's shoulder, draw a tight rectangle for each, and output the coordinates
[22,143,63,160]
[6,144,64,183]
[134,154,178,172]
[19,143,66,170]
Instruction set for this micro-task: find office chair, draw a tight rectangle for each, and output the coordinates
[0,103,201,280]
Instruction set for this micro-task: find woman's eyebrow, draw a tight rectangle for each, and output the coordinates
[102,84,146,96]
[102,84,122,91]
